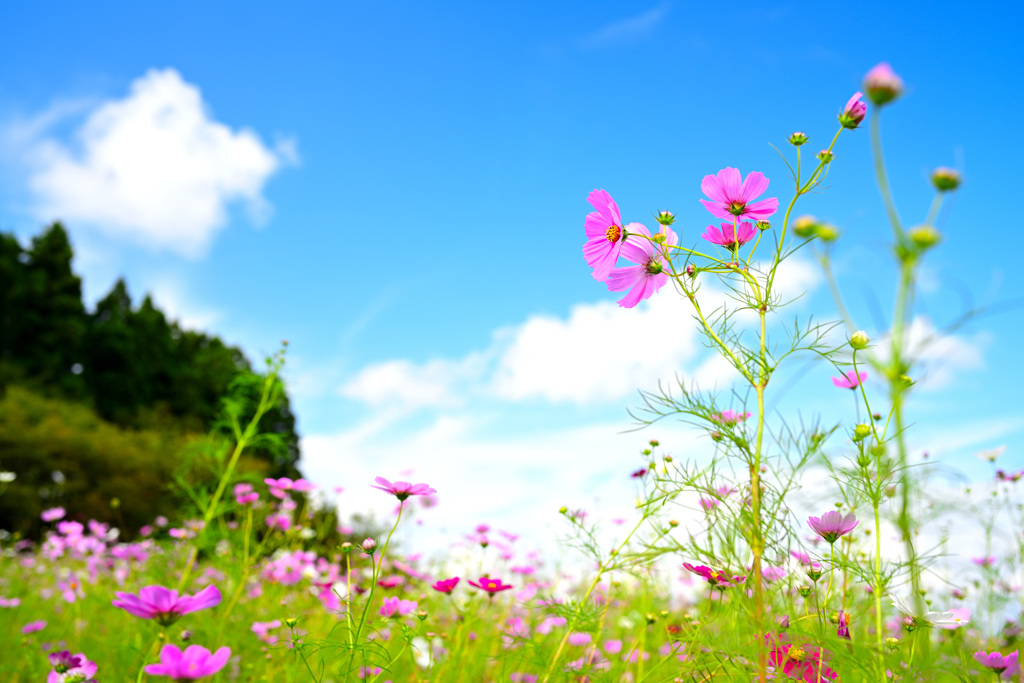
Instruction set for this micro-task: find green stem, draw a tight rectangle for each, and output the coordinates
[870,108,903,241]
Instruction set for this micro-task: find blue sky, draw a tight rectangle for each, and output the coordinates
[1,1,1022,552]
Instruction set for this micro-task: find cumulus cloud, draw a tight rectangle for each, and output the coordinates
[874,315,987,390]
[19,68,294,257]
[340,258,820,409]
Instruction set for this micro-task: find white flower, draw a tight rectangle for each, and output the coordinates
[0,472,15,483]
[890,594,968,628]
[975,445,1006,463]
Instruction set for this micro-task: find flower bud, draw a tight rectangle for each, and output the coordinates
[807,568,823,582]
[788,131,808,146]
[798,585,813,597]
[870,443,886,458]
[663,455,673,463]
[775,614,790,629]
[756,220,772,232]
[710,431,723,443]
[817,149,833,163]
[558,506,568,514]
[793,215,818,238]
[839,92,867,129]
[417,610,429,621]
[685,264,696,277]
[656,211,676,226]
[340,542,353,553]
[856,452,871,469]
[285,617,299,628]
[863,63,904,106]
[180,630,193,641]
[361,537,377,553]
[645,612,658,624]
[850,331,870,350]
[908,225,941,250]
[669,519,679,527]
[885,637,901,650]
[649,439,659,447]
[931,167,961,192]
[815,224,840,242]
[853,424,872,442]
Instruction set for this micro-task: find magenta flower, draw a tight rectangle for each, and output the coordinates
[972,556,996,567]
[41,507,66,522]
[432,577,460,594]
[863,62,903,106]
[831,370,867,390]
[807,511,858,544]
[768,644,836,682]
[22,619,46,634]
[837,610,851,640]
[975,650,1019,676]
[711,410,751,425]
[582,189,634,282]
[0,597,21,607]
[48,651,98,683]
[57,572,85,603]
[839,92,867,129]
[699,168,778,223]
[370,476,436,502]
[701,221,758,251]
[113,584,222,626]
[379,596,418,618]
[469,576,514,596]
[605,224,678,308]
[264,477,315,499]
[682,563,746,588]
[145,644,230,680]
[234,483,259,505]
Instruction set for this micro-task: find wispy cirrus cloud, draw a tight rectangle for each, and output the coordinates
[578,2,671,49]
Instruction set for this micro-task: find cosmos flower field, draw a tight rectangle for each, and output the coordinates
[2,63,1022,682]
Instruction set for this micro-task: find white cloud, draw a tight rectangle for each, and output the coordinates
[146,277,222,332]
[579,2,671,49]
[19,68,294,257]
[874,315,987,390]
[340,257,820,409]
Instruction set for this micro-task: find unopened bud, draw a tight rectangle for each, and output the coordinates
[417,610,429,621]
[885,637,901,650]
[853,424,872,442]
[908,225,941,250]
[656,211,675,226]
[646,612,658,624]
[361,538,377,553]
[649,439,659,447]
[685,264,696,277]
[870,443,886,458]
[710,431,723,443]
[775,614,790,629]
[863,63,904,107]
[756,220,772,232]
[180,630,193,641]
[815,224,840,242]
[559,506,568,514]
[798,585,813,597]
[669,519,679,527]
[793,215,818,238]
[817,149,833,163]
[807,568,823,582]
[931,167,961,192]
[788,131,808,146]
[856,453,872,469]
[340,542,353,553]
[850,331,870,350]
[284,617,298,628]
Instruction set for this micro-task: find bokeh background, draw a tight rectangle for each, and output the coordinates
[1,0,1021,553]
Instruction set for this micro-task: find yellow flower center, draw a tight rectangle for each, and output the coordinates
[605,225,621,243]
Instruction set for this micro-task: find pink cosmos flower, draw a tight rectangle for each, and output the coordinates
[682,563,746,588]
[840,92,867,129]
[41,507,66,522]
[768,644,836,682]
[48,650,98,683]
[582,189,637,282]
[22,619,46,634]
[58,572,85,603]
[370,476,436,501]
[974,650,1019,676]
[701,221,758,251]
[699,168,778,223]
[113,585,222,626]
[264,477,315,499]
[251,619,282,644]
[145,644,230,680]
[605,224,678,308]
[377,575,403,589]
[233,483,259,506]
[567,632,592,646]
[0,597,20,607]
[972,556,996,567]
[510,674,538,682]
[469,576,514,596]
[358,667,383,679]
[379,596,418,618]
[832,370,867,389]
[711,410,751,425]
[762,566,787,582]
[432,577,460,593]
[807,511,858,544]
[837,610,851,639]
[938,607,971,630]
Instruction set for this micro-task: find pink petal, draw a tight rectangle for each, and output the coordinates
[738,171,769,203]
